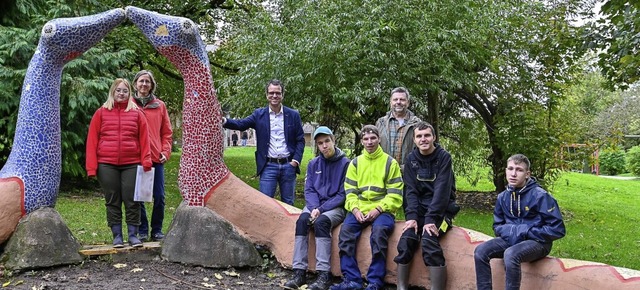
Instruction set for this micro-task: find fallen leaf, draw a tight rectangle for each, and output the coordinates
[236,281,245,285]
[113,263,128,269]
[214,273,223,280]
[130,268,144,273]
[3,281,11,287]
[202,282,216,288]
[223,270,239,277]
[203,277,209,282]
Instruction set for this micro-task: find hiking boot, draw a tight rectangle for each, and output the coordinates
[283,269,306,289]
[308,271,332,290]
[329,279,363,290]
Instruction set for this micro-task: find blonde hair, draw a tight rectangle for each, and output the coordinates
[102,78,138,112]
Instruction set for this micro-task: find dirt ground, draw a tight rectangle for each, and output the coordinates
[2,255,296,290]
[0,192,491,290]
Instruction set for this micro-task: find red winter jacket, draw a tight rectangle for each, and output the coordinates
[134,95,173,163]
[85,102,152,177]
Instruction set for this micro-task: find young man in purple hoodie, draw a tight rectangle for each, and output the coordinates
[283,126,351,290]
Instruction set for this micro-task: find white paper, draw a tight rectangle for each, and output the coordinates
[134,165,155,202]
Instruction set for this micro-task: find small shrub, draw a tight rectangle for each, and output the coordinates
[599,150,626,175]
[626,146,640,176]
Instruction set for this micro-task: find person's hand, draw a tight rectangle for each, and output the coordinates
[143,166,152,172]
[402,220,418,235]
[423,223,439,237]
[352,208,365,223]
[221,117,227,124]
[159,153,167,164]
[289,161,298,167]
[364,207,382,222]
[310,208,320,222]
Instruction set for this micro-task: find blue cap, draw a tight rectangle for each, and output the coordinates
[313,126,333,139]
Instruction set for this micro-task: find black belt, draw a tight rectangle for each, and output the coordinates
[267,157,290,164]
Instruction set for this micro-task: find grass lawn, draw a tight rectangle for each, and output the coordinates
[56,147,640,270]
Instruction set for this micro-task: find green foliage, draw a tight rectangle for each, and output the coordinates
[588,0,640,89]
[626,146,640,176]
[599,149,627,175]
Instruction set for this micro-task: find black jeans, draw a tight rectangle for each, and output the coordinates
[98,163,140,226]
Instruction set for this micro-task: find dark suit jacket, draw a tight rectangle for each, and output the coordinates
[224,106,305,176]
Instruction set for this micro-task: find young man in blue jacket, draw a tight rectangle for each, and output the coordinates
[474,154,566,290]
[283,126,350,290]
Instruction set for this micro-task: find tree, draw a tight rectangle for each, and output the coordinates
[216,0,593,190]
[588,0,640,89]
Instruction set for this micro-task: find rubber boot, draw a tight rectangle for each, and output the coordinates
[396,263,410,290]
[110,224,124,248]
[429,265,447,290]
[283,269,306,289]
[127,224,143,248]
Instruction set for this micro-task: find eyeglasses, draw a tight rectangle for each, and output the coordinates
[115,89,129,94]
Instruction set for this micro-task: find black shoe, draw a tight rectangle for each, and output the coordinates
[151,232,165,241]
[308,271,332,290]
[138,232,149,242]
[283,269,306,289]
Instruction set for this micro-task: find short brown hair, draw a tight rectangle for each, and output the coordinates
[360,125,379,138]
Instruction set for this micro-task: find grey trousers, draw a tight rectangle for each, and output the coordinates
[292,206,346,271]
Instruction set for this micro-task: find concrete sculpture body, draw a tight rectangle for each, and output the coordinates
[0,6,639,289]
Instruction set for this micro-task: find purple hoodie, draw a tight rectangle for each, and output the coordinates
[304,147,350,213]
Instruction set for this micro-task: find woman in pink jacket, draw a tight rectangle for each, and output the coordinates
[86,78,152,248]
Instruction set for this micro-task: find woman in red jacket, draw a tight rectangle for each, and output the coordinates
[86,78,152,248]
[132,70,173,242]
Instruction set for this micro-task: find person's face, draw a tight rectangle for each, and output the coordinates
[390,92,409,114]
[315,135,335,159]
[506,160,530,188]
[136,74,153,97]
[114,82,130,103]
[414,127,436,155]
[361,132,380,154]
[266,84,283,108]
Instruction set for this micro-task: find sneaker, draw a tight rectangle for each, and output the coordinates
[283,269,306,289]
[329,279,363,290]
[151,232,165,241]
[364,283,382,290]
[138,232,149,242]
[308,271,332,290]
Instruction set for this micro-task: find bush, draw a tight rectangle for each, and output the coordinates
[626,146,640,176]
[599,150,626,175]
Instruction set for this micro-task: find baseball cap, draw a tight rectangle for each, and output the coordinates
[313,126,333,139]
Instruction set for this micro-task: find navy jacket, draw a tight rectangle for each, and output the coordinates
[493,178,566,246]
[224,106,305,176]
[403,145,457,225]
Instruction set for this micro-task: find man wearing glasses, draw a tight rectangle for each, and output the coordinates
[393,121,459,290]
[223,79,305,205]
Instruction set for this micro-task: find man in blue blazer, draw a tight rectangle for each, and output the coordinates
[223,79,305,205]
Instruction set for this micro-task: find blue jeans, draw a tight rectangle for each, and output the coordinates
[338,212,395,287]
[140,162,165,235]
[259,161,296,205]
[474,238,552,290]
